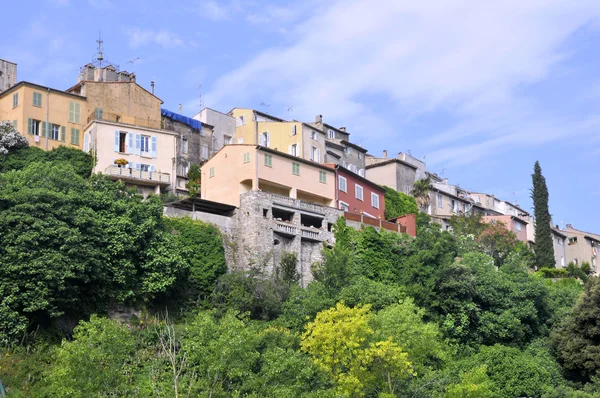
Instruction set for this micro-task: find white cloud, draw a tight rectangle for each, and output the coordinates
[197,0,242,21]
[206,0,600,165]
[126,27,185,49]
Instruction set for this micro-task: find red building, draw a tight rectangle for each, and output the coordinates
[324,163,386,219]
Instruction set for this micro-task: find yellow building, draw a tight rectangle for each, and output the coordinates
[229,108,326,163]
[0,81,86,150]
[201,144,335,208]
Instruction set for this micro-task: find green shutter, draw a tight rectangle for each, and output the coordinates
[12,120,17,131]
[61,126,66,142]
[42,121,47,137]
[27,118,32,134]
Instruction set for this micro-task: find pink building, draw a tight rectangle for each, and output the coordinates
[482,215,528,243]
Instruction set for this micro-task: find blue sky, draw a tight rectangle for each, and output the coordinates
[2,0,600,232]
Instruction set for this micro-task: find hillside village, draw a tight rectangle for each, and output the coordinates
[1,54,597,280]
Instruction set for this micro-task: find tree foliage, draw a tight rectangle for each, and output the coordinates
[532,161,555,268]
[0,120,28,154]
[382,185,418,219]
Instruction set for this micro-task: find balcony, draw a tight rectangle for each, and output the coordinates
[268,193,329,215]
[274,221,298,237]
[104,165,170,185]
[343,212,407,234]
[88,111,161,130]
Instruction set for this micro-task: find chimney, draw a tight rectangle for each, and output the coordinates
[566,223,573,230]
[151,81,155,94]
[339,127,346,132]
[442,178,448,185]
[383,150,388,158]
[178,104,182,113]
[315,114,323,124]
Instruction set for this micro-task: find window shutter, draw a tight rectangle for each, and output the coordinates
[127,133,133,154]
[42,122,47,137]
[135,134,141,155]
[135,163,141,171]
[61,126,66,142]
[27,118,32,135]
[150,164,156,172]
[151,136,157,158]
[316,148,321,163]
[288,144,292,155]
[75,103,81,123]
[114,131,120,152]
[266,132,270,147]
[84,133,89,152]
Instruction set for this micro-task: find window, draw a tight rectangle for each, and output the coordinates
[437,193,443,208]
[310,131,319,140]
[340,201,350,211]
[201,145,209,159]
[569,237,578,245]
[328,129,335,139]
[32,92,42,107]
[289,144,298,156]
[28,119,40,135]
[69,102,81,123]
[350,164,357,173]
[243,152,250,163]
[12,120,17,130]
[50,124,59,140]
[358,169,364,177]
[310,146,317,161]
[182,138,188,154]
[516,223,521,232]
[561,256,565,267]
[358,152,362,159]
[140,135,150,155]
[292,125,297,136]
[346,147,353,154]
[237,137,243,144]
[342,160,348,168]
[259,131,270,147]
[319,170,326,183]
[355,184,364,201]
[451,199,456,212]
[224,135,232,145]
[292,162,300,175]
[264,154,272,167]
[210,167,214,177]
[371,193,379,208]
[94,107,103,120]
[71,128,80,145]
[558,238,564,246]
[12,92,18,108]
[236,115,246,126]
[339,176,347,192]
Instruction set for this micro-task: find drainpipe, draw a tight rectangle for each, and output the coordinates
[45,88,49,150]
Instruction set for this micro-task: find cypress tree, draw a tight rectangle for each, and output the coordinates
[531,161,555,268]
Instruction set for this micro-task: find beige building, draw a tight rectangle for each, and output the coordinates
[201,144,336,208]
[552,229,567,269]
[558,225,600,272]
[0,81,86,151]
[85,120,176,196]
[482,215,528,243]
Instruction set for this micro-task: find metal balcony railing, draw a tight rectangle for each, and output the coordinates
[104,165,170,184]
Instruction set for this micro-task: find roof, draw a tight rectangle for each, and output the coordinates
[302,122,325,133]
[194,107,233,119]
[324,163,385,193]
[228,108,287,122]
[366,158,418,170]
[66,80,163,104]
[340,139,367,153]
[161,108,210,130]
[259,146,336,172]
[326,150,341,159]
[164,197,236,215]
[483,214,529,225]
[552,229,568,239]
[0,81,86,100]
[558,227,600,241]
[431,187,473,204]
[322,123,350,137]
[585,235,600,243]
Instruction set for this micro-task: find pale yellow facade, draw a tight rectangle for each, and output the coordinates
[0,82,86,150]
[201,145,335,208]
[229,108,326,163]
[86,121,177,196]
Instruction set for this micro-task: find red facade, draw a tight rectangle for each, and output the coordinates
[325,164,386,220]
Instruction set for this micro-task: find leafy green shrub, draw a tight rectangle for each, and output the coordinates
[382,186,418,219]
[537,267,569,278]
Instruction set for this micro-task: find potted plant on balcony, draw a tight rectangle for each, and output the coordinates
[114,158,128,168]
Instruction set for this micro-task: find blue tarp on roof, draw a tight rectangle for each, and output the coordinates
[161,108,203,130]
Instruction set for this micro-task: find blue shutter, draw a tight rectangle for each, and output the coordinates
[151,136,157,158]
[127,133,133,154]
[150,164,156,172]
[135,163,141,171]
[114,131,120,152]
[135,134,141,155]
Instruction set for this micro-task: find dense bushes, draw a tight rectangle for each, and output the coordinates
[382,185,418,219]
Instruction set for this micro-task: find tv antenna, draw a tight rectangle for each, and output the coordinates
[197,84,204,110]
[260,102,271,107]
[91,31,119,71]
[287,105,294,112]
[128,57,140,64]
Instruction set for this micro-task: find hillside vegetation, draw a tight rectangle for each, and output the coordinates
[1,141,599,397]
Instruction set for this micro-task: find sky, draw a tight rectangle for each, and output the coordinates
[1,0,599,232]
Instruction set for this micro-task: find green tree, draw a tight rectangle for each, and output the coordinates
[0,120,28,154]
[411,177,433,212]
[532,161,555,268]
[46,315,136,397]
[444,365,497,398]
[552,277,600,381]
[382,186,418,219]
[186,163,201,197]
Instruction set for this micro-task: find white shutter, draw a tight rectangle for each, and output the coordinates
[316,148,321,163]
[266,132,270,147]
[84,133,89,152]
